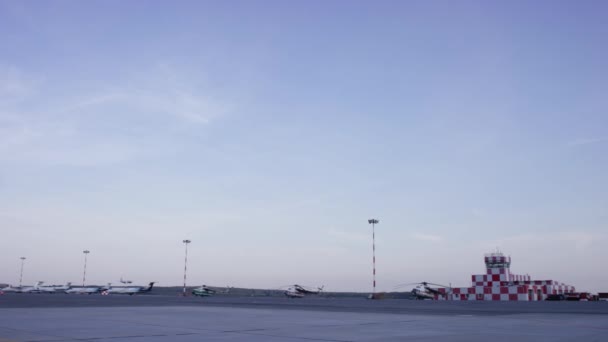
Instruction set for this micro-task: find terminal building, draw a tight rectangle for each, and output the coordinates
[435,252,575,301]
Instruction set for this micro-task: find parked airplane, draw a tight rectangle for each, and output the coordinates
[65,286,102,294]
[104,282,155,295]
[52,282,72,291]
[33,282,58,293]
[0,285,23,293]
[20,282,45,293]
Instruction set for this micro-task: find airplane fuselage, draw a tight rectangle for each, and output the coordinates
[65,287,100,294]
[105,282,154,295]
[411,286,436,300]
[285,290,305,298]
[0,286,23,293]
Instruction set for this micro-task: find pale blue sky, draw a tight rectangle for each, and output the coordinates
[1,0,607,292]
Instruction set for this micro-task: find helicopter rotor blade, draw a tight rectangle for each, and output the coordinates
[393,282,425,288]
[393,282,451,290]
[424,282,451,288]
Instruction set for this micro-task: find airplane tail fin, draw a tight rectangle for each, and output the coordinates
[143,282,155,292]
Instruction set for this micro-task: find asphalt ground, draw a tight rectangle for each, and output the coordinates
[1,293,608,316]
[0,296,608,342]
[1,294,608,341]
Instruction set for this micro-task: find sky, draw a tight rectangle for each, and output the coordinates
[0,0,607,293]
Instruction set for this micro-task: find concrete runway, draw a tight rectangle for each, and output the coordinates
[1,294,607,341]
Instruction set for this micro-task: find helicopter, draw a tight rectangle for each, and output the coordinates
[192,285,216,297]
[283,284,324,298]
[396,282,452,300]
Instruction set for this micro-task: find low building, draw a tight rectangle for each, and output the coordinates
[435,252,575,301]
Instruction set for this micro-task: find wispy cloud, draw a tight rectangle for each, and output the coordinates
[59,92,127,113]
[0,64,231,166]
[567,137,608,147]
[0,65,38,102]
[471,208,487,218]
[56,65,229,125]
[411,233,443,242]
[12,142,140,166]
[130,63,230,124]
[328,228,369,243]
[480,231,607,252]
[131,88,226,124]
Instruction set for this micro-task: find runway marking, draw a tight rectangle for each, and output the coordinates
[102,334,168,339]
[223,328,268,332]
[24,333,183,341]
[225,331,353,342]
[313,319,419,328]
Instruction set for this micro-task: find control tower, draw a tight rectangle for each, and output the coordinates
[435,252,575,301]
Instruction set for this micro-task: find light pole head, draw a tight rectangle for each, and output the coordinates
[183,239,191,244]
[83,250,90,254]
[368,219,379,224]
[20,257,26,261]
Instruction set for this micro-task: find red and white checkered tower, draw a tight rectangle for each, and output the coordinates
[435,251,576,301]
[485,252,516,283]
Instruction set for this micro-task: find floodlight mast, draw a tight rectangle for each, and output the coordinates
[368,219,379,296]
[182,239,191,296]
[82,250,90,286]
[19,257,26,287]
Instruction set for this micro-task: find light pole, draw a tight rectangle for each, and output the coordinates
[182,239,191,296]
[368,219,379,296]
[82,250,90,286]
[19,257,26,287]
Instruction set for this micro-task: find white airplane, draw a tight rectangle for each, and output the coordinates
[34,282,58,293]
[32,282,72,293]
[52,282,72,291]
[104,282,155,295]
[20,281,45,293]
[65,286,102,294]
[99,283,112,292]
[0,285,23,293]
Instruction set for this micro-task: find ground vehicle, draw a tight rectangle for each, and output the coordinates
[546,294,566,301]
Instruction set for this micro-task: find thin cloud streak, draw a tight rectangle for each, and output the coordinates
[567,137,608,147]
[411,233,443,242]
[0,65,38,101]
[481,231,606,252]
[328,228,369,243]
[0,64,230,166]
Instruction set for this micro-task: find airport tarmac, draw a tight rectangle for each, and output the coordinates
[1,294,608,341]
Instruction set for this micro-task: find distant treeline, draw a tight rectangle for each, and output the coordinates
[150,286,414,299]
